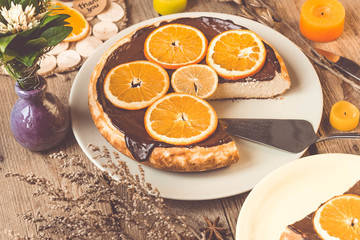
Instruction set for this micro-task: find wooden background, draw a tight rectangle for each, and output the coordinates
[0,0,360,239]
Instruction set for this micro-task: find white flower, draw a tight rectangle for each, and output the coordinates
[0,3,45,34]
[0,22,8,34]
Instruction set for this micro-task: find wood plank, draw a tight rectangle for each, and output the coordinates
[0,0,359,239]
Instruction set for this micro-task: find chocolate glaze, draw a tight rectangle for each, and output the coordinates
[95,17,281,162]
[288,180,360,239]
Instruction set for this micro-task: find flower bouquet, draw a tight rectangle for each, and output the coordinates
[0,0,72,90]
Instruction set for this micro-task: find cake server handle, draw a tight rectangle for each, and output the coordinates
[316,132,360,142]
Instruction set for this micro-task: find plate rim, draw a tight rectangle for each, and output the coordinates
[69,12,323,200]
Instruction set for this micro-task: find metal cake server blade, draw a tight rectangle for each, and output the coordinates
[219,118,360,153]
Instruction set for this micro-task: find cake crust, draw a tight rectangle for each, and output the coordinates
[280,227,304,240]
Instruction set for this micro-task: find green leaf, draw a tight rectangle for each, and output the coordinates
[2,48,17,62]
[15,26,38,39]
[24,37,48,49]
[37,13,72,45]
[40,13,70,28]
[16,50,40,67]
[0,34,17,53]
[40,25,72,46]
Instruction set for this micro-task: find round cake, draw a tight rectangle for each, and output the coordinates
[88,16,290,172]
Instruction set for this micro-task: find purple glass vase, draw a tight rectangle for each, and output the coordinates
[10,76,70,151]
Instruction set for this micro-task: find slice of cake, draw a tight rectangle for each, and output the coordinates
[208,41,290,100]
[280,180,360,240]
[206,28,290,100]
[88,16,290,172]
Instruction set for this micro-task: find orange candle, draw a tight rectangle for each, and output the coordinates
[300,0,345,42]
[330,101,359,131]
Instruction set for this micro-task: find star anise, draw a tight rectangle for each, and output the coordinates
[200,216,228,240]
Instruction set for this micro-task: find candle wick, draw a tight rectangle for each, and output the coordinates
[321,12,324,16]
[344,111,347,116]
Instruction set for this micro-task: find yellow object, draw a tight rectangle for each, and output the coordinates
[144,24,208,70]
[329,100,359,131]
[51,1,90,42]
[313,194,360,240]
[103,61,169,110]
[206,29,267,80]
[171,64,218,99]
[144,93,218,145]
[300,0,345,42]
[153,0,187,15]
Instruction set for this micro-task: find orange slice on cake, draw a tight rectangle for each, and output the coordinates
[206,29,266,80]
[171,64,218,99]
[144,93,218,145]
[51,1,90,42]
[313,194,360,240]
[144,24,208,69]
[103,61,169,110]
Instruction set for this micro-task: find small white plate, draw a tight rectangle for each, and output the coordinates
[69,12,323,200]
[236,153,360,240]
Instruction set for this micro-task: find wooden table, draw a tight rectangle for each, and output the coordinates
[1,0,359,239]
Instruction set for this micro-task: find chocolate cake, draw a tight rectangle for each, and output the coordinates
[280,180,360,240]
[88,16,290,172]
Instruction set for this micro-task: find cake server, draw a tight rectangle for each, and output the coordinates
[314,48,360,82]
[219,118,360,153]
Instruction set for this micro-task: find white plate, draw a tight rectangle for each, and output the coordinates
[236,153,360,240]
[69,12,323,200]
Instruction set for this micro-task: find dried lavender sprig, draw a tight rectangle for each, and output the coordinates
[89,145,201,239]
[6,157,135,239]
[5,147,206,239]
[8,148,204,239]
